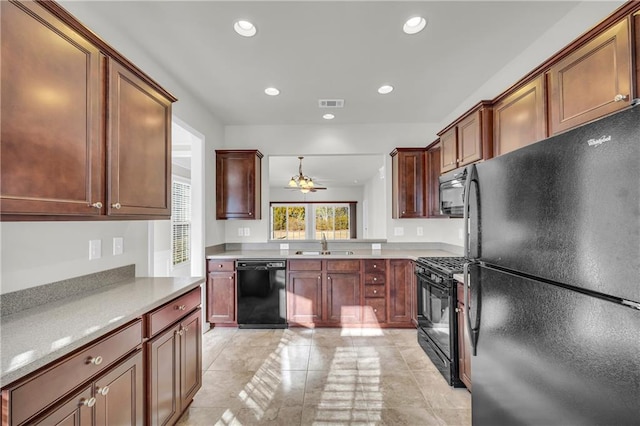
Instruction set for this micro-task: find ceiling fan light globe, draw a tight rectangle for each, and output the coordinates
[308,180,314,187]
[288,179,297,187]
[301,188,310,194]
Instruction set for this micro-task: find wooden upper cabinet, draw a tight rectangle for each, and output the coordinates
[438,101,492,174]
[0,0,176,220]
[493,75,547,156]
[0,0,104,216]
[390,148,426,219]
[108,60,172,217]
[548,17,632,135]
[216,150,263,220]
[426,142,445,218]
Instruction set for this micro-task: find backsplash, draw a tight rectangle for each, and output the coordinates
[0,265,135,317]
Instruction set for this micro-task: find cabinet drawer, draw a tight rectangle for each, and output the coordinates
[364,272,386,285]
[325,259,360,272]
[364,259,386,272]
[146,286,202,337]
[288,260,322,271]
[363,299,386,323]
[207,260,235,272]
[364,285,385,298]
[7,319,142,426]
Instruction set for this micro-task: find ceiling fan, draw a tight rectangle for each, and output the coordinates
[285,156,327,193]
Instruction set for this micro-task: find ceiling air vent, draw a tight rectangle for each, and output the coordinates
[318,99,344,108]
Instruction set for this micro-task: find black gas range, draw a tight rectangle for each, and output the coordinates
[415,256,467,387]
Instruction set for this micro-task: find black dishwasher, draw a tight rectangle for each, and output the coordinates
[236,259,287,328]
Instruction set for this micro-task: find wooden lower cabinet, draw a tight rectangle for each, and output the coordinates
[287,271,323,325]
[325,272,361,325]
[94,350,144,425]
[31,386,93,426]
[388,259,413,325]
[147,308,202,426]
[457,283,472,390]
[206,272,236,325]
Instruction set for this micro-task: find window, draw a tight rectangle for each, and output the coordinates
[172,180,191,266]
[271,202,356,240]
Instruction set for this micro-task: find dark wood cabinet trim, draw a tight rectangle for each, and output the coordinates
[633,11,640,99]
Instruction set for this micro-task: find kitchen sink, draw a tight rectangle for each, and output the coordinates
[294,250,354,256]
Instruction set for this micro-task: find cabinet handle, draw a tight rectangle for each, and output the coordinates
[614,94,629,102]
[176,329,184,336]
[175,304,187,311]
[81,397,96,408]
[97,386,110,396]
[90,202,103,209]
[111,202,121,209]
[88,356,103,366]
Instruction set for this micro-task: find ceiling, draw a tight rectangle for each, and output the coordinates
[59,1,606,127]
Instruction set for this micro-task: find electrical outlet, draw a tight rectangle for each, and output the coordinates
[113,237,124,255]
[280,243,289,250]
[417,227,424,236]
[237,227,244,237]
[89,239,101,260]
[371,243,381,250]
[243,228,250,236]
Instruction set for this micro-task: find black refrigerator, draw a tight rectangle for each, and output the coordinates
[463,104,640,425]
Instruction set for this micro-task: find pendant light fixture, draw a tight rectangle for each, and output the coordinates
[286,157,327,193]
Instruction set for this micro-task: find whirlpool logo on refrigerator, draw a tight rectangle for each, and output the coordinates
[587,135,612,147]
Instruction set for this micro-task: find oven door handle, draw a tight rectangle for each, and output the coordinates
[463,262,481,356]
[418,275,449,293]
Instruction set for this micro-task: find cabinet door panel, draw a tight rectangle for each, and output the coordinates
[147,324,181,426]
[549,18,631,134]
[32,387,93,426]
[94,350,144,426]
[388,260,413,325]
[398,151,425,218]
[494,75,546,156]
[206,272,236,324]
[440,129,457,173]
[180,309,202,408]
[108,60,171,217]
[0,0,103,216]
[216,150,262,220]
[326,273,361,324]
[287,272,322,324]
[458,111,483,166]
[426,145,443,217]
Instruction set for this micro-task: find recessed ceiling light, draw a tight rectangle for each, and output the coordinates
[403,16,427,34]
[323,113,335,120]
[234,20,257,37]
[264,87,280,96]
[378,85,394,95]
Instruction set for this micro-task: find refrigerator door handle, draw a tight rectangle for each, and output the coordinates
[463,164,480,258]
[463,262,481,356]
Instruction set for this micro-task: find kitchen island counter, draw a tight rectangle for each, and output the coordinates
[0,276,204,387]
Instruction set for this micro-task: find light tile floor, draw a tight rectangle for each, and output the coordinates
[177,327,471,426]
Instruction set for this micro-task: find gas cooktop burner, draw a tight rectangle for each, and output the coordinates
[417,257,467,275]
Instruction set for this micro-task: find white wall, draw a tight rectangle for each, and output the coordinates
[363,172,387,239]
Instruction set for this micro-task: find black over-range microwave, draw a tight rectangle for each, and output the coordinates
[439,168,467,217]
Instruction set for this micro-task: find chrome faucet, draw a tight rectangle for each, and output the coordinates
[321,233,328,252]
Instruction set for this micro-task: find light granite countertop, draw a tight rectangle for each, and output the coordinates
[206,248,458,261]
[0,276,204,387]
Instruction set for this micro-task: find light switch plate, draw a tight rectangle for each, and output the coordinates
[243,228,250,236]
[371,243,382,250]
[280,243,289,250]
[237,227,244,237]
[89,239,101,260]
[417,227,424,236]
[113,237,124,255]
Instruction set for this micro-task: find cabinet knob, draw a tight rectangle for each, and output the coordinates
[374,309,378,313]
[373,265,377,268]
[219,264,223,268]
[455,308,461,313]
[402,211,406,215]
[175,304,187,311]
[91,202,103,209]
[614,94,629,102]
[229,276,233,280]
[82,397,96,408]
[111,202,121,209]
[373,290,377,294]
[249,212,252,216]
[373,277,377,281]
[97,386,110,396]
[176,329,184,336]
[88,356,103,366]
